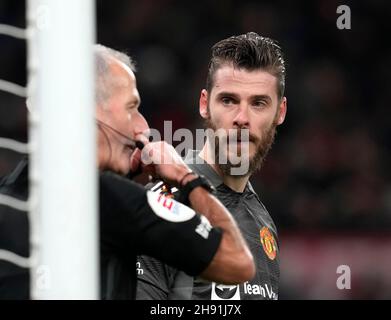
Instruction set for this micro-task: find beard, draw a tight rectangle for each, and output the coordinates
[204,115,278,177]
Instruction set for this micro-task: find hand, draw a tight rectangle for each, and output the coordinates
[139,139,191,187]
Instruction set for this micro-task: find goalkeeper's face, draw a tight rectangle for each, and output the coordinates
[97,61,149,175]
[199,65,287,176]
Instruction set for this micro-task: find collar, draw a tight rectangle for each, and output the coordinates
[184,150,256,194]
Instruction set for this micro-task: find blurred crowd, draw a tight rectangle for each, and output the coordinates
[98,0,391,232]
[1,0,391,234]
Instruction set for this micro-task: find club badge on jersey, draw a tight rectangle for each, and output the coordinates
[260,227,277,260]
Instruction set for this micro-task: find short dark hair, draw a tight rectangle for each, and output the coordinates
[206,32,286,99]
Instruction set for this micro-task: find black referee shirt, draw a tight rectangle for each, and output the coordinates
[137,150,280,300]
[0,158,222,299]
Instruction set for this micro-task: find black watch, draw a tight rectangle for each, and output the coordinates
[179,174,215,206]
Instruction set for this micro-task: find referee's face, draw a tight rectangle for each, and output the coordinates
[199,65,287,175]
[97,61,149,175]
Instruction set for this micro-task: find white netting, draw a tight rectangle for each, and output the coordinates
[0,22,31,271]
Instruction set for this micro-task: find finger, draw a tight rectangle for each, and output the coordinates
[141,163,156,176]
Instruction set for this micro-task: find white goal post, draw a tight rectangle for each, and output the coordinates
[27,0,98,299]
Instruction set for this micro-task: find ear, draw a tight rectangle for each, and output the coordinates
[199,89,209,119]
[277,97,287,125]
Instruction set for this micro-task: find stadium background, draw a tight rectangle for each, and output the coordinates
[1,0,390,299]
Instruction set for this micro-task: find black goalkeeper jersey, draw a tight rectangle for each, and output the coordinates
[0,159,222,299]
[137,151,280,300]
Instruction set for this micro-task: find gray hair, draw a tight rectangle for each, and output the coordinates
[94,44,136,107]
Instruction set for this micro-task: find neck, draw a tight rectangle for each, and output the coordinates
[199,142,250,193]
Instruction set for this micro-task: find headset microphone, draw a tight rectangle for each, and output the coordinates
[96,119,150,150]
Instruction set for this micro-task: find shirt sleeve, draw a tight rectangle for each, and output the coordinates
[99,172,222,277]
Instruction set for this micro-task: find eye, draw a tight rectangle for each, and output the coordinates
[253,100,267,108]
[127,104,136,112]
[221,97,237,106]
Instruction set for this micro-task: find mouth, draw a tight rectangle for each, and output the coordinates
[125,144,136,153]
[125,144,136,151]
[227,132,253,144]
[240,136,258,144]
[228,137,251,144]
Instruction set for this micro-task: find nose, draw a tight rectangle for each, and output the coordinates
[233,104,250,128]
[133,111,150,138]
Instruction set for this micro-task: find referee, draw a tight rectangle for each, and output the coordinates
[0,44,255,299]
[137,33,287,300]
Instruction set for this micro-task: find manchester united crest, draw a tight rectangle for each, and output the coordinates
[260,227,277,260]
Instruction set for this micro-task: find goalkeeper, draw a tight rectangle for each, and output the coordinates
[137,33,287,300]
